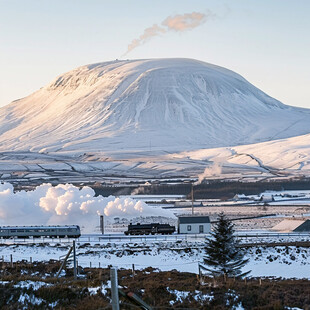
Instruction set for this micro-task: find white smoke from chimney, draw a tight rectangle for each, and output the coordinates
[162,12,207,32]
[127,24,166,54]
[124,11,214,55]
[196,159,223,185]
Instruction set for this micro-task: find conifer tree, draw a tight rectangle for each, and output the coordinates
[201,212,250,277]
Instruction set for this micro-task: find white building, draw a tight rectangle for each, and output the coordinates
[178,216,211,234]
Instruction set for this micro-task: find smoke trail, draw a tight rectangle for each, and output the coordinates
[124,11,215,55]
[0,182,174,232]
[127,24,166,54]
[162,12,207,31]
[195,160,223,185]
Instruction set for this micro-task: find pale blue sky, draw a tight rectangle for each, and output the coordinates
[0,0,309,108]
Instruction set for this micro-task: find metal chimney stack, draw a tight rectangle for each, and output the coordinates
[100,215,104,234]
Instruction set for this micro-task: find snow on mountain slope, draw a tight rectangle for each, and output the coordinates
[172,132,310,180]
[0,58,309,155]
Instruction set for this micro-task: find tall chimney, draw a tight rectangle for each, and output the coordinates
[100,215,104,235]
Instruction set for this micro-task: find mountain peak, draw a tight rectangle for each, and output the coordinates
[0,58,309,155]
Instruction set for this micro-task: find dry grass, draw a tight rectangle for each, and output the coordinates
[0,261,309,309]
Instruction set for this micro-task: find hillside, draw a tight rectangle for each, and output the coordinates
[0,58,309,156]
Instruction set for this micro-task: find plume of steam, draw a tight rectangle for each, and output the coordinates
[0,182,174,232]
[162,12,207,31]
[124,11,214,55]
[127,24,166,54]
[196,160,223,185]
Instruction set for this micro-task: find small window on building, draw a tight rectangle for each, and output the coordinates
[199,225,204,233]
[187,225,191,231]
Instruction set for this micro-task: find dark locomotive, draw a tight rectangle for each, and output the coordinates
[124,223,175,235]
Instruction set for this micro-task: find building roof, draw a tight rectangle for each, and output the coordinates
[271,219,307,232]
[294,220,310,232]
[179,216,210,224]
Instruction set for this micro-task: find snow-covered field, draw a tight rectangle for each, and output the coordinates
[1,135,310,180]
[0,180,309,280]
[0,236,309,279]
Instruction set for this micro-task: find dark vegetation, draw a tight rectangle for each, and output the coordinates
[203,212,250,277]
[0,261,309,309]
[14,178,310,200]
[92,178,310,199]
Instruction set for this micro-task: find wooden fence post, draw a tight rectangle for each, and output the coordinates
[110,267,120,310]
[132,264,135,278]
[73,240,77,280]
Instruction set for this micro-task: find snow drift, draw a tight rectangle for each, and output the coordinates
[0,58,309,156]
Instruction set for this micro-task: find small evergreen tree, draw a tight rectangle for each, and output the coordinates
[201,212,250,277]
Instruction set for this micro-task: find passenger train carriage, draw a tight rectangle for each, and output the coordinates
[0,225,80,238]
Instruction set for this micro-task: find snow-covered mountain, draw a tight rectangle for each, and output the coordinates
[0,58,309,156]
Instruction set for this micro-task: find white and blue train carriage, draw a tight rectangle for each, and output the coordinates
[0,225,81,239]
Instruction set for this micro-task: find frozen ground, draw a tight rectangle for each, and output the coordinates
[0,234,310,279]
[1,136,310,181]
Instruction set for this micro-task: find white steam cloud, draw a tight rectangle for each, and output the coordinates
[124,11,214,55]
[0,183,174,232]
[196,160,223,185]
[162,12,207,31]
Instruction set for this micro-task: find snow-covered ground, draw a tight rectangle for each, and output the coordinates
[0,182,309,279]
[1,136,310,180]
[0,235,309,279]
[0,59,310,180]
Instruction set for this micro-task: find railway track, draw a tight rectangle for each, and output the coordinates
[0,232,308,245]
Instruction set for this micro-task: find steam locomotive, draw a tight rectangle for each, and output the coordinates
[0,225,81,238]
[124,223,175,235]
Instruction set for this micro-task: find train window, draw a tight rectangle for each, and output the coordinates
[10,230,16,233]
[187,225,191,231]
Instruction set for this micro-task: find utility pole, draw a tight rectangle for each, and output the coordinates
[110,267,120,310]
[191,183,194,215]
[73,240,77,280]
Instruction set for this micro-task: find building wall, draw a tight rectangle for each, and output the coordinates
[179,223,211,234]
